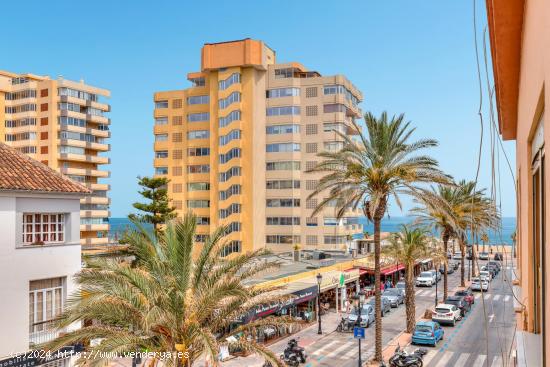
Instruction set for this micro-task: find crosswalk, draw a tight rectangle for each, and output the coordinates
[414,289,512,303]
[424,350,507,367]
[310,339,373,360]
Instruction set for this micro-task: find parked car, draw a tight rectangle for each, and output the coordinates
[347,304,375,328]
[447,251,453,259]
[412,321,444,347]
[416,271,435,287]
[453,252,462,260]
[368,297,391,317]
[439,265,455,274]
[488,261,501,272]
[494,252,504,261]
[432,304,462,326]
[479,270,492,282]
[452,261,459,270]
[481,265,497,278]
[454,288,475,305]
[429,269,442,282]
[444,296,471,316]
[471,277,489,291]
[396,281,406,295]
[479,252,490,260]
[382,289,404,307]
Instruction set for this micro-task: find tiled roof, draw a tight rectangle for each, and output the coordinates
[0,143,91,194]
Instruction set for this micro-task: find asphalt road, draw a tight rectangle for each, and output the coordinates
[301,265,465,367]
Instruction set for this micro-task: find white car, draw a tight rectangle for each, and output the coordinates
[471,277,489,291]
[478,252,490,260]
[429,269,441,282]
[416,271,435,287]
[479,270,492,282]
[453,252,462,260]
[432,303,462,326]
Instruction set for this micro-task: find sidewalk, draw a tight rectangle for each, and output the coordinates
[215,311,343,367]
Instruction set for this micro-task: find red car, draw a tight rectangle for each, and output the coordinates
[454,288,475,305]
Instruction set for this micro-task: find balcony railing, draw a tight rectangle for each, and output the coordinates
[29,319,65,347]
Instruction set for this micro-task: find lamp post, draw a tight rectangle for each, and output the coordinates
[352,293,365,367]
[316,273,323,335]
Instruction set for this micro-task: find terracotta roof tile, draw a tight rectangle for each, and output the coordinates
[0,143,91,194]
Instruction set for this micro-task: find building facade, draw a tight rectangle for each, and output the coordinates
[153,39,363,255]
[487,0,549,365]
[0,70,111,246]
[0,143,88,366]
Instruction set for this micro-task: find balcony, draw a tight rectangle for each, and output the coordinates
[80,223,109,232]
[58,138,110,152]
[59,123,110,138]
[85,183,110,191]
[81,196,110,205]
[58,153,110,165]
[60,167,110,178]
[29,319,67,347]
[80,209,110,218]
[81,237,109,246]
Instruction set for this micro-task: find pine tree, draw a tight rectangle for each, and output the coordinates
[129,176,176,230]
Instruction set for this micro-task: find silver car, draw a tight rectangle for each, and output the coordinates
[382,289,404,307]
[347,304,375,327]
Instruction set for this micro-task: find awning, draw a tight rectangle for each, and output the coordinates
[345,268,368,276]
[381,264,405,275]
[246,283,318,321]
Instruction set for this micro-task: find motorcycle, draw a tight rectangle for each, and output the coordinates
[280,338,307,366]
[336,317,353,333]
[387,345,427,367]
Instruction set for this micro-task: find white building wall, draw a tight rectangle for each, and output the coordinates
[0,193,82,359]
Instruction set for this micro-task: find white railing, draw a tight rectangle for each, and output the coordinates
[29,319,65,347]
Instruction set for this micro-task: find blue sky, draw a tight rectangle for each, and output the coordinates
[2,0,516,217]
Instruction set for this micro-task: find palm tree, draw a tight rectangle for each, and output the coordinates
[307,112,450,361]
[480,233,489,253]
[46,213,295,367]
[382,226,445,333]
[411,185,459,300]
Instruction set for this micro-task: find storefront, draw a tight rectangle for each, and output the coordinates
[318,269,360,312]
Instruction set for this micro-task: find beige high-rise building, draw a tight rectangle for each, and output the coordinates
[153,39,363,255]
[0,70,111,246]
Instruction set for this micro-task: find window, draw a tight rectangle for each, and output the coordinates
[219,148,241,164]
[195,234,209,242]
[155,100,169,109]
[266,106,300,116]
[29,277,65,337]
[173,184,183,193]
[187,95,210,105]
[323,85,359,106]
[266,217,300,225]
[219,92,241,109]
[266,124,300,135]
[219,73,241,90]
[306,180,318,190]
[324,103,347,114]
[324,122,346,133]
[173,150,183,159]
[16,146,37,154]
[58,87,98,101]
[155,117,168,125]
[221,240,242,257]
[188,182,210,191]
[172,133,183,142]
[188,112,210,122]
[59,116,85,128]
[5,132,37,142]
[266,235,300,244]
[155,151,168,159]
[219,110,241,127]
[5,118,36,128]
[306,217,318,227]
[155,167,168,175]
[306,105,318,116]
[266,199,300,207]
[266,161,300,171]
[5,104,36,113]
[324,217,338,226]
[219,166,241,182]
[41,117,48,126]
[187,130,210,140]
[187,164,210,173]
[324,235,345,244]
[219,203,241,218]
[306,199,318,209]
[306,235,318,245]
[266,87,300,98]
[172,167,182,176]
[187,200,210,208]
[40,132,48,140]
[266,180,300,189]
[22,213,65,244]
[172,116,183,125]
[266,143,300,153]
[305,161,317,171]
[219,130,241,145]
[172,99,183,109]
[155,134,168,142]
[196,217,210,225]
[219,184,241,200]
[306,124,318,135]
[324,141,344,152]
[190,77,205,87]
[306,87,318,98]
[59,146,85,155]
[274,68,293,79]
[188,147,210,156]
[306,143,318,153]
[5,89,37,100]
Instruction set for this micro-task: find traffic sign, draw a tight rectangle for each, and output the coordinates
[353,327,365,339]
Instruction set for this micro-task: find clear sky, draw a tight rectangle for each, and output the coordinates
[2,0,516,217]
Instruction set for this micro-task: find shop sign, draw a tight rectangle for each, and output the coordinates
[321,269,359,289]
[248,285,319,321]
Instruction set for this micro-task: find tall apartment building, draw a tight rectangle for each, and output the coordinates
[0,70,111,246]
[153,39,363,255]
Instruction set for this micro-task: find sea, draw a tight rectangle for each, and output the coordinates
[108,216,516,245]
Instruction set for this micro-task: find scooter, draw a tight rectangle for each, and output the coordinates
[280,338,307,366]
[336,317,353,333]
[387,345,427,367]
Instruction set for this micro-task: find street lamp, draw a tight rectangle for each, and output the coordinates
[352,293,365,367]
[316,273,323,335]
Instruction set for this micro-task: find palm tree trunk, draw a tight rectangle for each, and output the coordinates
[460,240,466,287]
[442,232,449,300]
[405,265,416,333]
[373,217,383,362]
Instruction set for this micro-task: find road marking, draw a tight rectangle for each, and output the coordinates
[341,345,359,358]
[472,354,487,366]
[475,293,481,299]
[484,294,491,300]
[454,352,471,367]
[490,355,503,367]
[434,351,454,367]
[493,295,501,301]
[311,340,339,355]
[422,350,438,366]
[324,341,355,358]
[488,314,495,323]
[504,295,511,302]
